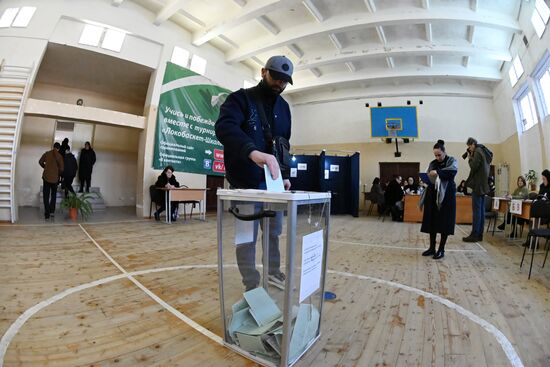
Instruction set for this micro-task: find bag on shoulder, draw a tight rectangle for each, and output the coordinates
[272,136,290,176]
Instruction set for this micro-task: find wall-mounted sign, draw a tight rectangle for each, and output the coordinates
[330,164,339,172]
[324,170,329,179]
[290,168,297,178]
[297,163,307,170]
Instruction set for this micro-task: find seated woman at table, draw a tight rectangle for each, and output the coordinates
[540,169,550,198]
[457,180,469,195]
[404,177,419,194]
[153,165,180,221]
[497,176,529,232]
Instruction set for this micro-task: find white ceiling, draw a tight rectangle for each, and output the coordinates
[120,0,523,102]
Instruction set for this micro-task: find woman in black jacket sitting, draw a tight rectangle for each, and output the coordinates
[153,165,180,221]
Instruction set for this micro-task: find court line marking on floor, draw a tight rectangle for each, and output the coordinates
[1,262,523,367]
[328,270,523,367]
[0,219,150,227]
[332,239,485,253]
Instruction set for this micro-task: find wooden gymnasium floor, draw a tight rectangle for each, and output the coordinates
[1,214,549,367]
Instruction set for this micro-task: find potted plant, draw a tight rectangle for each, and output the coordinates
[524,169,538,191]
[60,192,95,221]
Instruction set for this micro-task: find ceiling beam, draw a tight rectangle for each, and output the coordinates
[302,0,324,22]
[112,0,124,6]
[346,62,356,72]
[233,0,246,6]
[462,56,470,67]
[328,33,343,50]
[386,57,395,68]
[470,0,478,11]
[154,0,187,26]
[364,0,376,13]
[192,0,292,46]
[290,82,494,105]
[257,15,279,34]
[422,0,430,9]
[287,43,304,58]
[294,44,511,70]
[425,23,432,42]
[310,68,322,77]
[375,26,387,45]
[225,9,521,62]
[467,25,475,43]
[286,66,501,94]
[427,55,433,67]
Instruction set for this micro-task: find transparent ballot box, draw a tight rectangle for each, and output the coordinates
[216,189,331,367]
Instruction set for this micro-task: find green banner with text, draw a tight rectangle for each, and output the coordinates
[153,62,230,175]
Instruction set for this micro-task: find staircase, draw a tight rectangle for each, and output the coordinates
[39,186,107,213]
[0,60,33,223]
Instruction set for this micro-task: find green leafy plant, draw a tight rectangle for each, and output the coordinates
[60,192,95,221]
[524,169,537,185]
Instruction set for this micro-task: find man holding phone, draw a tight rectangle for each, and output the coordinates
[463,137,493,242]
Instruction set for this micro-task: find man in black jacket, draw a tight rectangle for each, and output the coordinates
[79,141,96,193]
[215,55,293,291]
[384,175,404,221]
[62,146,78,197]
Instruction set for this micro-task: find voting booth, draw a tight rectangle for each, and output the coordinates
[216,189,331,366]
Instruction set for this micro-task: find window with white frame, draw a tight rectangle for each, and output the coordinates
[171,46,190,68]
[515,87,538,132]
[533,52,550,118]
[0,7,36,28]
[190,54,207,75]
[531,0,550,38]
[508,55,524,87]
[78,23,126,52]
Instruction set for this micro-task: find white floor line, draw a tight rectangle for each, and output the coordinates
[456,224,488,252]
[332,239,485,253]
[77,225,223,346]
[0,219,152,228]
[328,270,523,367]
[0,262,523,367]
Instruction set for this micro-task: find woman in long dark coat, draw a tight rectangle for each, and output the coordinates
[420,140,458,259]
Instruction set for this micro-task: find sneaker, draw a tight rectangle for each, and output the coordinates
[268,271,286,290]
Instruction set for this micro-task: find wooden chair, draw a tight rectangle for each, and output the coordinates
[520,197,550,279]
[484,196,498,235]
[149,185,161,219]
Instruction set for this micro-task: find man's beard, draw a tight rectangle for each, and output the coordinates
[260,77,284,95]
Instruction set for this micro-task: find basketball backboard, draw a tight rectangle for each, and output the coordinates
[370,106,418,138]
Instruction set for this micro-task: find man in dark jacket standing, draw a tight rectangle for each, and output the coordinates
[62,146,78,197]
[463,137,493,242]
[384,175,404,221]
[215,55,293,291]
[79,141,96,193]
[39,142,64,220]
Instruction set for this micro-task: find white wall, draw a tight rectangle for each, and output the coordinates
[1,0,257,218]
[491,0,550,189]
[292,95,499,146]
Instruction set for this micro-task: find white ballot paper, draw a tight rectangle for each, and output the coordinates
[264,164,284,192]
[299,230,324,302]
[235,204,255,245]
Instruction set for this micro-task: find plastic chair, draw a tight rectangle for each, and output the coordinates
[520,197,550,279]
